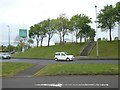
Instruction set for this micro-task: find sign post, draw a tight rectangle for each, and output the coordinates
[19,29,27,38]
[19,29,27,52]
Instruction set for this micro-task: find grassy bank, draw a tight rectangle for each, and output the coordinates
[13,41,118,58]
[89,41,118,58]
[13,43,86,59]
[1,62,35,77]
[34,64,119,76]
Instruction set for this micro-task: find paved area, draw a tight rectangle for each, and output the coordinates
[1,59,118,65]
[2,75,118,88]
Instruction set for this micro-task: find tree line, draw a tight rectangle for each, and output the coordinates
[29,1,120,47]
[97,2,120,41]
[29,13,95,47]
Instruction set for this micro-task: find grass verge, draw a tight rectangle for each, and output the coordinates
[0,62,35,77]
[13,43,86,59]
[89,41,118,58]
[34,64,119,76]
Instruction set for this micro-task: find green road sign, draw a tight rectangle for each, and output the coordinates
[19,29,27,38]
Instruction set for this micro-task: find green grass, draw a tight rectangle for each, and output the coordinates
[13,41,118,58]
[89,41,118,58]
[34,64,119,76]
[0,62,35,77]
[13,43,86,59]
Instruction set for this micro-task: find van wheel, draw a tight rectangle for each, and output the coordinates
[55,58,58,61]
[66,58,70,61]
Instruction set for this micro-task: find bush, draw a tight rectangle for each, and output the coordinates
[98,38,101,41]
[114,37,119,40]
[102,37,108,41]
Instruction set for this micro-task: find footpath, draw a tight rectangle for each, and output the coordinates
[14,64,45,77]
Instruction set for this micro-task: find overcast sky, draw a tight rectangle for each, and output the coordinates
[0,0,119,46]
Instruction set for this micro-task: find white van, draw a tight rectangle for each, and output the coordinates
[0,53,11,59]
[54,52,74,61]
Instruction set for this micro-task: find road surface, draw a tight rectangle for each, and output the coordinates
[1,59,119,88]
[0,59,118,65]
[2,75,118,88]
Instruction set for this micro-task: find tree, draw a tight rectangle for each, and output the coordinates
[27,38,34,48]
[86,28,96,41]
[97,5,116,41]
[115,2,120,40]
[14,36,26,51]
[70,14,81,43]
[3,45,15,52]
[61,14,69,43]
[29,25,40,47]
[55,13,69,44]
[44,19,56,46]
[29,22,46,47]
[55,18,62,44]
[78,15,92,42]
[38,21,47,46]
[70,14,92,43]
[115,2,120,23]
[79,24,95,42]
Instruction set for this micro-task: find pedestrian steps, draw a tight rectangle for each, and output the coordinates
[80,42,96,56]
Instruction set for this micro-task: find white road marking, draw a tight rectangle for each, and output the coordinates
[35,83,109,87]
[35,83,62,87]
[15,76,33,78]
[22,76,33,77]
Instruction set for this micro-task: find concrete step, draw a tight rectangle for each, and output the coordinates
[80,42,96,56]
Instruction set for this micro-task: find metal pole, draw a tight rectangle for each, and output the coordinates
[7,25,10,53]
[95,5,98,57]
[7,25,10,46]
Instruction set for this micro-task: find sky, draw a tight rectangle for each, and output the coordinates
[0,0,119,46]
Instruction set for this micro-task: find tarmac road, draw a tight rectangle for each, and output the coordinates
[1,59,119,65]
[1,59,119,88]
[2,75,118,88]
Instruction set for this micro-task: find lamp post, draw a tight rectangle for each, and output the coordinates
[7,25,10,52]
[95,5,99,57]
[118,9,120,40]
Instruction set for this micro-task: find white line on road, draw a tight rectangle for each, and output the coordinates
[35,83,109,87]
[35,83,62,87]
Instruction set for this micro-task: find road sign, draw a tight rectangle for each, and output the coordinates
[19,29,27,38]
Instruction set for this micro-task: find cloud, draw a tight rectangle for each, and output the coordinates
[0,0,119,45]
[0,0,119,24]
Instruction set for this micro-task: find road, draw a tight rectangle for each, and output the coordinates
[2,75,118,88]
[1,59,119,88]
[0,59,119,65]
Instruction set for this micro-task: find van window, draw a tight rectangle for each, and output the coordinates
[61,53,65,56]
[55,53,60,56]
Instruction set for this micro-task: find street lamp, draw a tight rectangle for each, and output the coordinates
[7,25,10,52]
[95,5,99,57]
